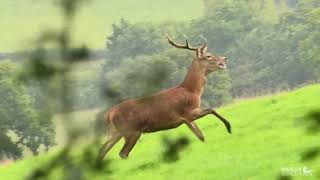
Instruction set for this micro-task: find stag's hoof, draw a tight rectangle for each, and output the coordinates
[224,120,232,134]
[199,136,205,142]
[119,153,128,159]
[227,124,232,134]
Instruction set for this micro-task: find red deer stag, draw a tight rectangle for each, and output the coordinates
[97,34,231,160]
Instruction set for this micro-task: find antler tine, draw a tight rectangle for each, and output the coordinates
[204,37,208,46]
[183,34,189,48]
[200,34,208,48]
[165,33,198,51]
[183,34,194,50]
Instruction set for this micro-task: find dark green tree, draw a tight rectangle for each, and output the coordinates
[0,60,54,159]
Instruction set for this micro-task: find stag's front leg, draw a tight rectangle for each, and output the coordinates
[191,109,232,134]
[183,119,205,142]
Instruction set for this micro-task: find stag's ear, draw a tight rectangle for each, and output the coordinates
[196,47,202,58]
[201,43,208,55]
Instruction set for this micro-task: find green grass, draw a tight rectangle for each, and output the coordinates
[0,0,204,52]
[1,84,320,179]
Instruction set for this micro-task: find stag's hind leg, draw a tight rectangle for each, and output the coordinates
[119,132,141,159]
[97,131,122,162]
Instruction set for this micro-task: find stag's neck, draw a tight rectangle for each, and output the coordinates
[180,59,207,95]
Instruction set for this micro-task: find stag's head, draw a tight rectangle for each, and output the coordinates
[165,34,227,74]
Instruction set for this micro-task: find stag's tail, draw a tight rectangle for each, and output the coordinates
[94,109,110,138]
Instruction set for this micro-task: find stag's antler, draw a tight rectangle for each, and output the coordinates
[165,33,198,51]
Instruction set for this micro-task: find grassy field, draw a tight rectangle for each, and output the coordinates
[0,84,319,179]
[0,0,204,52]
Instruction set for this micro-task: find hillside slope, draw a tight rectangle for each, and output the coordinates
[0,84,320,179]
